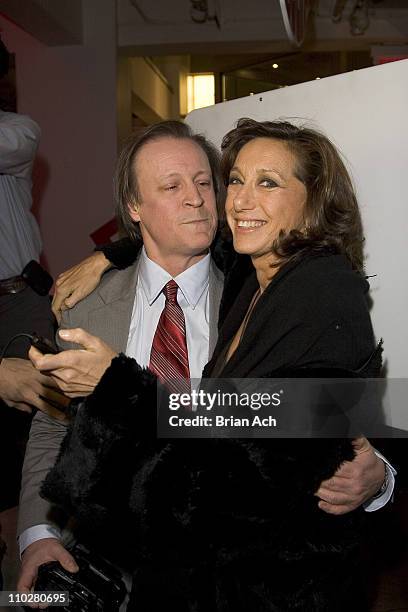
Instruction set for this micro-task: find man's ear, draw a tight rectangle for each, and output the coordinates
[128,199,140,222]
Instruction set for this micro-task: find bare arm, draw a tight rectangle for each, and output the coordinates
[52,238,142,322]
[52,252,111,322]
[0,357,69,418]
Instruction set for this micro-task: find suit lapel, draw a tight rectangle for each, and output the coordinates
[87,259,140,353]
[208,260,224,359]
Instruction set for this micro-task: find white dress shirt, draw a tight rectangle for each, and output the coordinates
[126,248,211,382]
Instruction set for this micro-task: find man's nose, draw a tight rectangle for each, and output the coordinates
[184,183,204,207]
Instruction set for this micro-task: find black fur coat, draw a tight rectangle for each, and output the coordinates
[42,251,381,611]
[42,357,371,612]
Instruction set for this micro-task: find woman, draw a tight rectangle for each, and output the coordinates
[205,118,377,377]
[42,119,381,611]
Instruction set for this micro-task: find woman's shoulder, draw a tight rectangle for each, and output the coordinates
[268,253,372,331]
[283,253,369,298]
[290,251,357,277]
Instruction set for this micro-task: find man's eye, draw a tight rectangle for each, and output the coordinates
[198,180,211,187]
[165,185,178,191]
[259,178,278,188]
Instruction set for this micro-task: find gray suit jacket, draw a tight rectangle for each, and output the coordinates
[18,257,224,537]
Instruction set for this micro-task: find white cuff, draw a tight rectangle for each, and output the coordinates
[363,450,396,512]
[18,524,61,558]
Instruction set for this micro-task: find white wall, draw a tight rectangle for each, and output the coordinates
[187,60,408,426]
[0,0,117,279]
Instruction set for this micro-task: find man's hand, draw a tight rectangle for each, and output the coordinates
[52,252,111,322]
[316,437,386,515]
[29,328,118,397]
[0,358,70,418]
[18,538,78,608]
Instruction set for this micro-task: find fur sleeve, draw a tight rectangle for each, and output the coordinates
[95,237,142,270]
[40,354,160,526]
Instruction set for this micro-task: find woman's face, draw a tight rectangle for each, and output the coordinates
[225,137,307,259]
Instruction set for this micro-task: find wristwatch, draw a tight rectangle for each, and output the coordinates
[373,466,389,499]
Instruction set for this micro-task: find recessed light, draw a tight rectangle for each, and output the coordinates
[272,63,279,69]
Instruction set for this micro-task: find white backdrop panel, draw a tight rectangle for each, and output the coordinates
[186,60,408,428]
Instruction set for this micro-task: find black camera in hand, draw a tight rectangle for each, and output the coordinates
[34,544,127,611]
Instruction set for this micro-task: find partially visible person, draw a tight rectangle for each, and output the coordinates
[0,35,67,590]
[28,119,391,610]
[0,36,65,509]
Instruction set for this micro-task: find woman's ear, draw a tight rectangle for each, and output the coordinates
[128,199,140,222]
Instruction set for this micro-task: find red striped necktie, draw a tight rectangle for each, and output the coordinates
[149,280,191,394]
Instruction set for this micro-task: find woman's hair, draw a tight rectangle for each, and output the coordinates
[115,120,224,241]
[221,118,364,271]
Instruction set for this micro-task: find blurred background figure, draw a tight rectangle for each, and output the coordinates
[0,35,63,589]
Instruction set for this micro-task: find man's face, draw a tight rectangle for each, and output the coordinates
[129,137,218,269]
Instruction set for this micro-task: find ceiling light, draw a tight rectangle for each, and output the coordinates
[187,74,215,113]
[272,63,279,69]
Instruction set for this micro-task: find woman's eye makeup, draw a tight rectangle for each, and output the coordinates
[228,175,278,188]
[259,177,278,188]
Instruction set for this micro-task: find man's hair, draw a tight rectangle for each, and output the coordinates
[0,37,10,79]
[221,118,364,271]
[115,120,224,241]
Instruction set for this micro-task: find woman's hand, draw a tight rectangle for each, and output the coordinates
[52,252,112,322]
[29,328,118,397]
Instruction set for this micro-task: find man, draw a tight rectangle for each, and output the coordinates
[0,36,65,588]
[17,121,223,596]
[0,40,60,503]
[17,121,394,599]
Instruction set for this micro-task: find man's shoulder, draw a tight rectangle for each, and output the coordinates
[0,110,41,139]
[60,260,140,325]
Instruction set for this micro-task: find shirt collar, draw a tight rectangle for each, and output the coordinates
[138,247,210,309]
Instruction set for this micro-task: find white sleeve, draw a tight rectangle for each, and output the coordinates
[18,524,62,558]
[0,112,41,175]
[363,450,396,512]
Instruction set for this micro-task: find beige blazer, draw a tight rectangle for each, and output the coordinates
[18,257,224,536]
